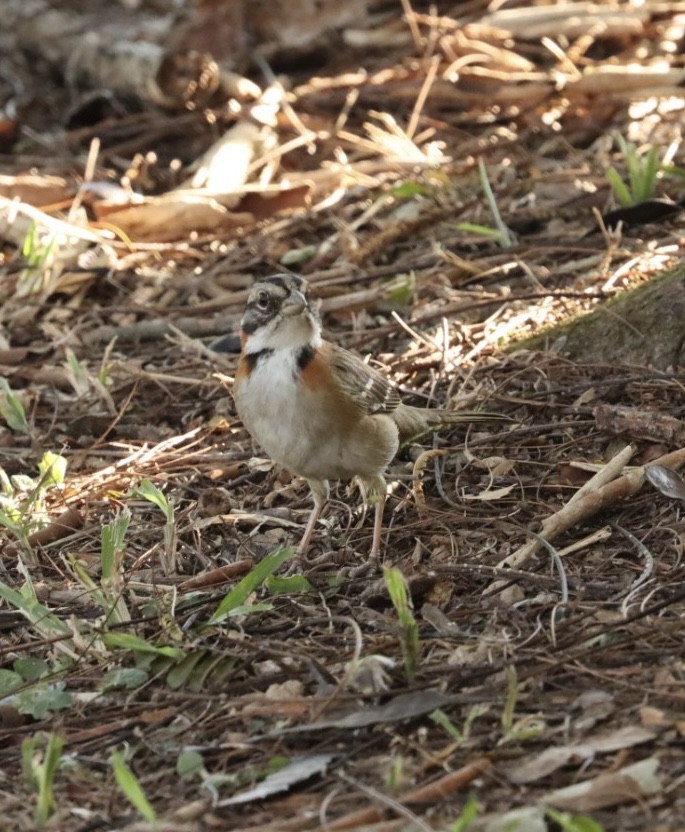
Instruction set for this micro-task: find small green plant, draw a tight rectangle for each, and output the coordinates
[63,346,117,413]
[131,479,177,575]
[383,567,420,681]
[17,223,57,296]
[0,576,77,658]
[546,807,606,832]
[386,755,405,792]
[430,703,489,743]
[70,508,131,625]
[111,749,156,822]
[449,794,482,832]
[457,159,513,247]
[498,665,544,744]
[606,134,660,206]
[64,348,91,396]
[501,664,518,738]
[175,748,237,801]
[0,658,73,720]
[0,377,29,433]
[22,732,64,826]
[210,548,295,624]
[0,451,68,552]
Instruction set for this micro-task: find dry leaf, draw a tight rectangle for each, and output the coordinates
[545,757,661,811]
[507,726,655,784]
[217,753,335,806]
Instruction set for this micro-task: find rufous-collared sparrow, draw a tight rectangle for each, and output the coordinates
[233,274,506,567]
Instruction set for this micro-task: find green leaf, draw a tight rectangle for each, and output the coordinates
[456,222,509,241]
[606,167,632,206]
[280,245,317,266]
[37,452,67,488]
[132,479,172,521]
[501,665,518,735]
[64,348,90,396]
[16,683,72,719]
[387,273,416,305]
[383,567,420,681]
[10,474,36,494]
[624,141,642,199]
[0,580,71,637]
[222,602,274,617]
[430,708,463,741]
[34,732,63,825]
[265,574,312,594]
[14,657,49,682]
[477,158,513,247]
[101,509,130,578]
[165,651,205,690]
[210,548,295,623]
[100,667,149,692]
[102,632,185,660]
[450,794,482,832]
[176,749,204,778]
[111,750,156,822]
[546,808,605,832]
[387,181,431,199]
[0,669,23,697]
[0,378,29,434]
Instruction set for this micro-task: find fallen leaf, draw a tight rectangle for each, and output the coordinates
[545,757,661,811]
[216,753,334,806]
[507,726,655,784]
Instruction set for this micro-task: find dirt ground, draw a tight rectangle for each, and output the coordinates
[1,2,685,830]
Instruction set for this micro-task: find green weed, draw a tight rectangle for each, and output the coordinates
[22,732,64,826]
[606,134,660,205]
[457,159,514,247]
[111,749,156,822]
[383,566,420,681]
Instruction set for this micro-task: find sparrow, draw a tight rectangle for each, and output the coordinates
[232,273,505,567]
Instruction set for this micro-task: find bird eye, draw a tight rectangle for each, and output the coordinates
[256,291,270,309]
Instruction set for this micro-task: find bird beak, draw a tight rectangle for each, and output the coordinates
[282,290,309,317]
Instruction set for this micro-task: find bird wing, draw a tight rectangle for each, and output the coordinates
[328,343,401,415]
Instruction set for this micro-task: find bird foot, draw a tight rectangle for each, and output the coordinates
[285,546,357,575]
[340,552,381,579]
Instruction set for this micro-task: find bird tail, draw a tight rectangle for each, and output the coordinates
[392,404,511,443]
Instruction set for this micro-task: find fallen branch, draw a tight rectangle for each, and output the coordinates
[494,443,685,575]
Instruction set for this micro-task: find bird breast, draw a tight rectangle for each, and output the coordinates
[233,349,399,482]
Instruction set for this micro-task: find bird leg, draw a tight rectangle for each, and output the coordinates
[370,499,385,564]
[362,474,388,568]
[297,479,329,556]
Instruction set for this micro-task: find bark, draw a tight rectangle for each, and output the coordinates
[523,265,685,369]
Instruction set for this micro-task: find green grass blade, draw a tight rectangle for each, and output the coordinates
[383,566,420,681]
[606,167,632,206]
[477,159,513,247]
[210,548,295,623]
[111,750,156,822]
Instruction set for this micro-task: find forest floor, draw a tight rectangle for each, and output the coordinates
[1,2,685,830]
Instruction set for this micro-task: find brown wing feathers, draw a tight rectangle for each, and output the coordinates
[328,344,401,415]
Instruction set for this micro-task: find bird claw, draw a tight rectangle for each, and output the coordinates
[340,553,381,579]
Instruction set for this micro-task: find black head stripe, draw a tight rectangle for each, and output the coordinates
[260,274,310,296]
[259,275,291,291]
